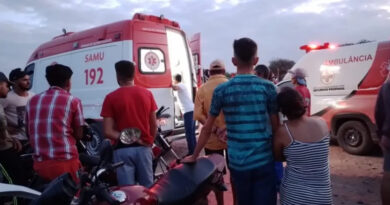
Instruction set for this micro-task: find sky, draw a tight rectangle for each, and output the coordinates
[0,0,389,74]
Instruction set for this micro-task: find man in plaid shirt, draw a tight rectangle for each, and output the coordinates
[26,64,84,182]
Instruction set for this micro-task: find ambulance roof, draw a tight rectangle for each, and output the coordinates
[27,13,181,64]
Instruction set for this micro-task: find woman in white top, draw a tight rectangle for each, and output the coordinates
[273,87,332,205]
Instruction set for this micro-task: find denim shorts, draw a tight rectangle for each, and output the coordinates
[230,162,277,205]
[113,146,153,187]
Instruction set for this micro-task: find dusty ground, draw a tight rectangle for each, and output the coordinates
[329,145,382,205]
[167,137,383,205]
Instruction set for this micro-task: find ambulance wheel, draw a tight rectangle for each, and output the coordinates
[337,121,374,155]
[86,122,104,156]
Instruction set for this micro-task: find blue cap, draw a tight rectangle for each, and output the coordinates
[296,77,306,86]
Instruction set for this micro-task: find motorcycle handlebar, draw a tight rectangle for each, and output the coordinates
[111,161,124,169]
[94,161,125,181]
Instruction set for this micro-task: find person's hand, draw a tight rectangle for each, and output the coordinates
[10,138,22,152]
[181,154,197,164]
[216,128,227,143]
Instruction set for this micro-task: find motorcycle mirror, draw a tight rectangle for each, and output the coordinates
[119,128,141,145]
[161,107,169,113]
[156,106,165,116]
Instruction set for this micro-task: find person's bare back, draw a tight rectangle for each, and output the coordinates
[285,116,329,143]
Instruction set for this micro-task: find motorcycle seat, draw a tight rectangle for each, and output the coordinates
[150,157,216,205]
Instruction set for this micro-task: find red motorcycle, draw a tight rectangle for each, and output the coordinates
[16,138,225,205]
[79,139,227,205]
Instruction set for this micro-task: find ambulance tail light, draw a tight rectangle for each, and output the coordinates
[300,42,338,53]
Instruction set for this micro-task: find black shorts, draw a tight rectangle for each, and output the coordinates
[204,148,228,174]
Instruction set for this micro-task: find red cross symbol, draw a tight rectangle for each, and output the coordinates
[148,55,157,66]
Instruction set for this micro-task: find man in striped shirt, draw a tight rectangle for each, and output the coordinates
[26,64,84,183]
[183,38,279,205]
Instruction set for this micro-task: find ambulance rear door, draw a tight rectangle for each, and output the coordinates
[132,22,175,132]
[166,28,195,127]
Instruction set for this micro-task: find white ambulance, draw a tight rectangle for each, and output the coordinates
[279,40,390,155]
[24,13,198,153]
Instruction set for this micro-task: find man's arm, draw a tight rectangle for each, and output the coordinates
[149,111,157,139]
[182,86,223,163]
[172,85,179,91]
[103,117,120,141]
[183,115,217,162]
[193,90,207,125]
[72,99,85,140]
[0,106,8,141]
[270,114,279,134]
[25,110,29,139]
[273,127,285,162]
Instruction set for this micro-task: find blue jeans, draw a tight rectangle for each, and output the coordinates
[230,162,277,205]
[113,146,153,188]
[184,111,196,155]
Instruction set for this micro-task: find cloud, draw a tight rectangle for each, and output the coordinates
[0,0,389,75]
[0,5,46,28]
[292,0,344,14]
[83,0,121,9]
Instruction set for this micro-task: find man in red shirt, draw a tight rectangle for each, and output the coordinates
[101,60,157,187]
[26,64,84,183]
[290,68,311,116]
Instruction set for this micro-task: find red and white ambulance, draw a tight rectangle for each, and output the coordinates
[279,40,390,155]
[24,13,198,153]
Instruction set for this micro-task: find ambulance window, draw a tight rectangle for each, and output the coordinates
[24,63,35,89]
[139,48,166,74]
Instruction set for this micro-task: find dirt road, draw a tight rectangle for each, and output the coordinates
[168,138,383,205]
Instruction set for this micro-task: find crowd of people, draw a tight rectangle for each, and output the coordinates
[182,38,332,205]
[0,37,388,205]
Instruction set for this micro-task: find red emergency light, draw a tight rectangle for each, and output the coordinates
[308,44,319,49]
[133,13,180,28]
[300,42,338,53]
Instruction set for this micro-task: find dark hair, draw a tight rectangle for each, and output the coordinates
[209,69,225,76]
[254,64,270,80]
[233,38,257,65]
[174,74,182,82]
[9,68,27,82]
[45,64,73,87]
[277,87,306,120]
[115,60,135,81]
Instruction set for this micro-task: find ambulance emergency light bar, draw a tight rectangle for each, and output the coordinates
[300,42,337,53]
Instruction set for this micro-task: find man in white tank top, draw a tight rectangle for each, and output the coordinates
[173,74,196,155]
